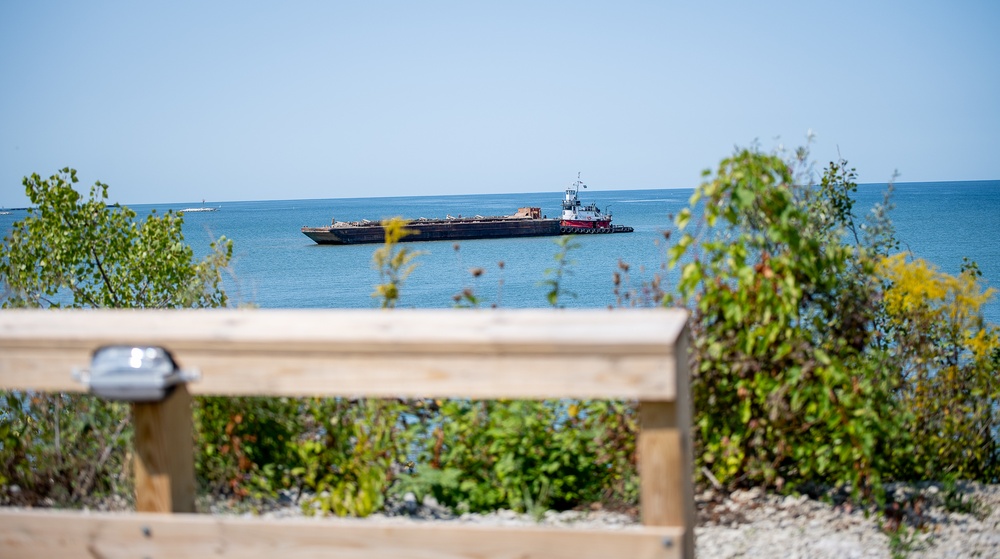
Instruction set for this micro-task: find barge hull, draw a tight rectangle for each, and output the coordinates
[302,218,563,245]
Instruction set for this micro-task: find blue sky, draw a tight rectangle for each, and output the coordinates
[1,1,997,207]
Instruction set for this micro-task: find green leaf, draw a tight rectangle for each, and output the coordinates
[676,208,692,230]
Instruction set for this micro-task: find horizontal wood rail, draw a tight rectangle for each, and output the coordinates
[0,510,686,559]
[0,309,694,559]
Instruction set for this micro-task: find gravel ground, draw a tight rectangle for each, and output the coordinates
[8,483,1000,558]
[692,483,1000,558]
[198,482,1000,558]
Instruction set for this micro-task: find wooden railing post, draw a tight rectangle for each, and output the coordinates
[639,325,695,559]
[132,385,195,513]
[0,309,694,559]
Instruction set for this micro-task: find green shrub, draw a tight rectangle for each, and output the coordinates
[668,146,906,496]
[394,399,637,514]
[0,393,132,506]
[195,396,302,499]
[1,168,231,508]
[291,398,412,517]
[1,168,231,310]
[6,156,999,520]
[877,254,1000,482]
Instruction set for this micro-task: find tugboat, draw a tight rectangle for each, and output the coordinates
[559,173,632,234]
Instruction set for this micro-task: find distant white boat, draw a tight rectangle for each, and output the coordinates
[180,200,219,213]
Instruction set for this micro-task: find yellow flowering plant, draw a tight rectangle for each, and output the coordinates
[877,253,1000,480]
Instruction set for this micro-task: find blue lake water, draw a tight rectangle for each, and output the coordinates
[167,189,685,310]
[2,180,998,325]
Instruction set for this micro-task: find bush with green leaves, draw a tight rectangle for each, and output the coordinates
[877,253,1000,482]
[6,158,998,520]
[668,147,906,496]
[290,398,414,517]
[667,144,1000,501]
[1,168,231,309]
[388,236,640,514]
[192,394,416,517]
[394,399,638,514]
[0,393,132,507]
[0,168,232,507]
[195,396,302,500]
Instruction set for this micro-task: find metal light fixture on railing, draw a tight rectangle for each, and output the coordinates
[73,346,199,402]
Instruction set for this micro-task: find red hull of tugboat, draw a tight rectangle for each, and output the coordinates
[561,219,612,229]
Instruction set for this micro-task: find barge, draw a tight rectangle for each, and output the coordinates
[301,175,633,245]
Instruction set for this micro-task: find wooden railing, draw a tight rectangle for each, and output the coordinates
[0,309,694,559]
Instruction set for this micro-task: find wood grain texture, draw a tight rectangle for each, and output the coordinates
[0,308,696,556]
[638,324,696,557]
[0,309,687,400]
[132,385,195,513]
[0,509,686,559]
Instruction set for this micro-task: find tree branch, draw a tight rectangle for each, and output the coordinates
[90,247,120,307]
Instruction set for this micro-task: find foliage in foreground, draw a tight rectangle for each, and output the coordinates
[393,399,637,515]
[2,157,998,521]
[1,168,231,309]
[668,146,1000,498]
[667,148,902,495]
[877,253,1000,481]
[0,168,232,505]
[371,217,422,309]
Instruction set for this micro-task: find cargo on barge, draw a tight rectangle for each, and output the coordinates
[301,176,633,245]
[302,207,562,245]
